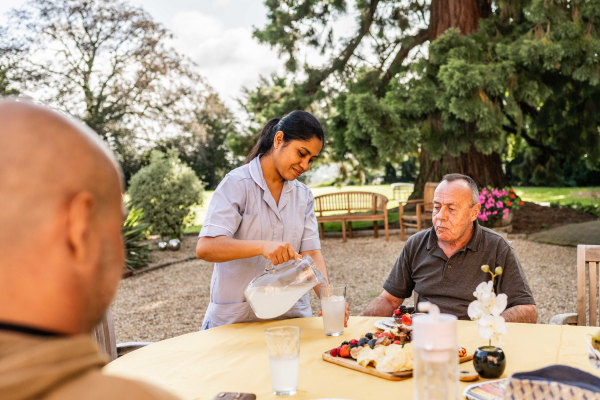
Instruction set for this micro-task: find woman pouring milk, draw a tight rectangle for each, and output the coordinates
[196,110,343,329]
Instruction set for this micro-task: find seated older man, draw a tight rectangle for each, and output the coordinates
[362,173,537,323]
[0,99,179,399]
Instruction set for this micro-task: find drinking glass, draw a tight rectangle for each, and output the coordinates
[264,326,301,396]
[319,284,346,336]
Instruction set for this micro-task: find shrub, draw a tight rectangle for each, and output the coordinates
[123,206,152,271]
[478,187,523,227]
[128,149,204,239]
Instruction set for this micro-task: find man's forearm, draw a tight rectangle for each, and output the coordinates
[501,304,537,323]
[361,294,402,317]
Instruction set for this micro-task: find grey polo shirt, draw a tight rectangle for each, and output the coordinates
[383,222,535,320]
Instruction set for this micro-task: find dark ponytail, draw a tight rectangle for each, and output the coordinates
[245,110,325,163]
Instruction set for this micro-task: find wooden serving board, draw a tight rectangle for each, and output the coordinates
[322,350,474,381]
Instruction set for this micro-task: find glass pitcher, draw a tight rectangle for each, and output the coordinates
[244,255,327,319]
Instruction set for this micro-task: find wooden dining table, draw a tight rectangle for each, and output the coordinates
[103,317,600,400]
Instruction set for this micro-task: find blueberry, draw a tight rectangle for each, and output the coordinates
[400,305,408,314]
[368,338,377,349]
[358,337,369,347]
[365,333,373,339]
[341,341,349,346]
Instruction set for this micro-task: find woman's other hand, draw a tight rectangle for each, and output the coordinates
[262,241,300,265]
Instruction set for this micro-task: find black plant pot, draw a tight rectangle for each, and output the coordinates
[473,345,506,378]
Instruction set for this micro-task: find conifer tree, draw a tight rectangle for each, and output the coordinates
[251,0,600,194]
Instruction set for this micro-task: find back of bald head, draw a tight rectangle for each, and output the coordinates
[0,99,123,252]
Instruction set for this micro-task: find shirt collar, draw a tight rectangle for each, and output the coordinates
[426,220,482,252]
[249,156,268,192]
[248,155,294,194]
[0,321,63,337]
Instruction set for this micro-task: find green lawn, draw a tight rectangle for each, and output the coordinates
[184,184,599,234]
[515,186,600,206]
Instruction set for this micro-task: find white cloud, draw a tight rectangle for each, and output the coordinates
[169,11,283,112]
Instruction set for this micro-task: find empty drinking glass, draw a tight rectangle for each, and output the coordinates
[264,326,301,396]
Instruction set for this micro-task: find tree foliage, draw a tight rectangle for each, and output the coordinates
[0,0,237,185]
[251,0,600,190]
[157,93,239,190]
[128,150,204,239]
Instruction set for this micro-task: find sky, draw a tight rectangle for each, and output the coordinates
[0,0,285,114]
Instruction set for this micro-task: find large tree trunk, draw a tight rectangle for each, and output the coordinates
[411,145,509,199]
[412,0,502,197]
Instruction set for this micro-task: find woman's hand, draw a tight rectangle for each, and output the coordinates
[262,241,300,265]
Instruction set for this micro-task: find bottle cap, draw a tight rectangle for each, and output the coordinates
[413,302,457,350]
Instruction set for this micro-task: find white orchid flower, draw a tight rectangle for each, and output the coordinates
[467,299,483,320]
[477,314,508,345]
[469,276,508,344]
[489,293,507,316]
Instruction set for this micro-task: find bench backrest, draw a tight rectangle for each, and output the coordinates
[314,191,388,215]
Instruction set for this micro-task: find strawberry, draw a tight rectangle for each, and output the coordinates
[377,332,387,338]
[393,308,402,315]
[387,332,394,339]
[393,340,402,345]
[330,347,339,357]
[339,344,351,358]
[401,314,412,326]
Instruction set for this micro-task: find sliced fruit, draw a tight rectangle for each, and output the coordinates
[401,314,412,326]
[350,346,363,359]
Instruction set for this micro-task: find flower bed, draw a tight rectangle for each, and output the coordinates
[478,187,524,227]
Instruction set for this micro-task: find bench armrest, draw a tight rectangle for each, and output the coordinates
[399,199,423,212]
[548,313,578,325]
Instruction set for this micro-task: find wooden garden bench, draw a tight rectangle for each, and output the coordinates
[314,191,389,242]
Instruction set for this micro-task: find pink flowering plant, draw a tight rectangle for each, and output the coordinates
[477,186,523,227]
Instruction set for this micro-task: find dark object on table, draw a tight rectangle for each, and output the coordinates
[505,365,600,399]
[212,393,256,400]
[473,345,506,379]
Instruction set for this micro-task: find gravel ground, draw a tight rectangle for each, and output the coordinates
[112,230,576,343]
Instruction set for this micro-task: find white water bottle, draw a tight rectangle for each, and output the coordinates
[413,302,459,400]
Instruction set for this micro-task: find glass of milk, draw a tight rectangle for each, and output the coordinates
[319,284,347,336]
[264,326,301,396]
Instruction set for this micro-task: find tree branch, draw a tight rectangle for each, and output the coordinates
[299,0,380,102]
[376,28,430,97]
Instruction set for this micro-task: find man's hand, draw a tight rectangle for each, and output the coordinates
[262,241,299,265]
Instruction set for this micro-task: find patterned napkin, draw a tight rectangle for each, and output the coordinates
[505,365,600,399]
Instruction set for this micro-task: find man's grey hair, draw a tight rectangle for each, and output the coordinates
[441,173,479,205]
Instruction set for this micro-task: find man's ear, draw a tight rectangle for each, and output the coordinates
[471,202,481,221]
[66,191,94,262]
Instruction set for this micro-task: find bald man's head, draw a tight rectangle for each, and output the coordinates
[0,99,122,239]
[0,99,126,334]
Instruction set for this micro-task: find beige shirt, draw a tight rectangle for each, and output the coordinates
[0,329,180,400]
